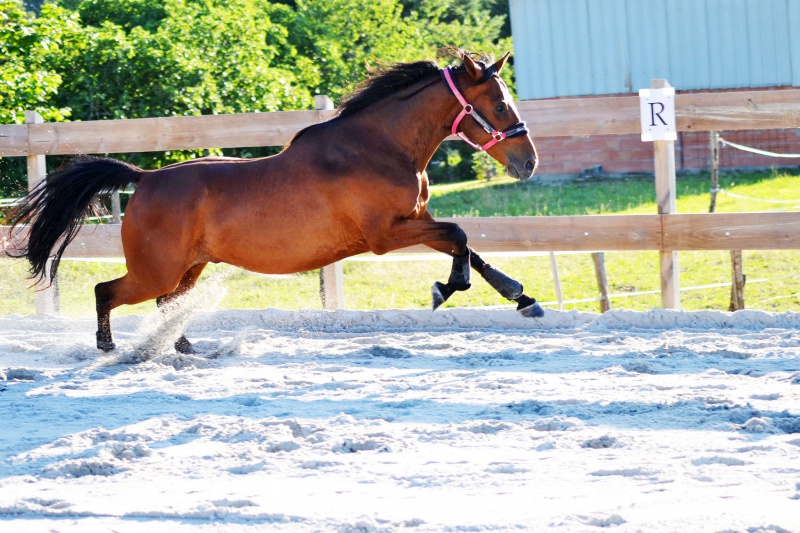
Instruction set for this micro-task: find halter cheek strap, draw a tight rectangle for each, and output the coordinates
[440,67,529,152]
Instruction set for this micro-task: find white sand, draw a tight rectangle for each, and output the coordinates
[1,306,799,532]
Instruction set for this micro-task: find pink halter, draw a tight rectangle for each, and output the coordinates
[440,66,529,152]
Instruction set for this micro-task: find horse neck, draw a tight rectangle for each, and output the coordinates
[357,78,457,173]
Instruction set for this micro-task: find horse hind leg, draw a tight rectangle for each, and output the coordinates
[95,274,166,351]
[94,264,205,352]
[156,263,208,354]
[95,279,119,351]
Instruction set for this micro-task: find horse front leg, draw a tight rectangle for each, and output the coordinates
[360,216,474,309]
[410,213,543,317]
[431,250,471,311]
[362,214,543,317]
[468,248,544,317]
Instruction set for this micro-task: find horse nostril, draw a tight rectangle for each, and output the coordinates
[525,159,535,174]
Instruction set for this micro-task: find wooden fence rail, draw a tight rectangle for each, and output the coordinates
[6,212,800,259]
[3,89,800,157]
[2,86,800,313]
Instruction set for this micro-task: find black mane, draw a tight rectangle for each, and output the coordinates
[337,49,494,117]
[287,49,493,144]
[337,60,441,117]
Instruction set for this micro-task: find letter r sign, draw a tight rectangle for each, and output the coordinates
[639,87,676,141]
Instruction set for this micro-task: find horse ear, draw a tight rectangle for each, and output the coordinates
[493,52,511,74]
[462,53,483,81]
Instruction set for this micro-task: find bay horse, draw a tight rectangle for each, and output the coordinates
[8,49,543,354]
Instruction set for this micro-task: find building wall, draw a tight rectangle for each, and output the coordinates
[510,0,800,101]
[533,129,800,177]
[509,0,800,176]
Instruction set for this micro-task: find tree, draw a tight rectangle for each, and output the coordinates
[59,0,167,33]
[0,0,72,124]
[49,0,310,121]
[280,0,511,105]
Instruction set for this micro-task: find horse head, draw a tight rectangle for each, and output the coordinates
[443,52,538,180]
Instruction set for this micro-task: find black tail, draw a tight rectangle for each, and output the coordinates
[6,156,143,283]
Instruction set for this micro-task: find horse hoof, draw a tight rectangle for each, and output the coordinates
[174,336,195,355]
[432,281,456,311]
[516,295,544,318]
[97,340,116,352]
[96,331,116,352]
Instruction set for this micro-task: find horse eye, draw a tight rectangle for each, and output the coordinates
[495,104,506,114]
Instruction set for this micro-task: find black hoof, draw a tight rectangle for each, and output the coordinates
[97,340,116,352]
[174,336,194,355]
[432,281,455,311]
[515,295,544,318]
[97,331,116,352]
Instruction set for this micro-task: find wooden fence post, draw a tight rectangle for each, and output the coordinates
[548,252,564,310]
[709,130,745,311]
[110,192,122,223]
[709,130,720,213]
[729,250,745,311]
[652,80,680,310]
[315,96,344,310]
[591,252,611,313]
[25,111,60,314]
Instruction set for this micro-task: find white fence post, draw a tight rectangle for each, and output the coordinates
[315,96,344,310]
[25,111,60,314]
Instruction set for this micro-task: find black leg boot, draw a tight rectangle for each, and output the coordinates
[470,250,544,318]
[432,252,471,310]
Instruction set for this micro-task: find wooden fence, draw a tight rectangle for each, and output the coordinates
[2,84,800,313]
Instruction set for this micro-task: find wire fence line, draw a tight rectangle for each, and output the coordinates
[711,132,800,311]
[538,275,787,307]
[714,133,800,205]
[718,136,800,158]
[717,189,800,204]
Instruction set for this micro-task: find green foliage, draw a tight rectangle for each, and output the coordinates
[60,0,167,32]
[277,0,509,104]
[471,150,504,181]
[30,0,509,119]
[0,0,72,123]
[50,0,310,121]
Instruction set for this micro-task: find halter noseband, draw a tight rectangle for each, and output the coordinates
[440,66,529,152]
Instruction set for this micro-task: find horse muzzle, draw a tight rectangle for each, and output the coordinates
[507,156,537,181]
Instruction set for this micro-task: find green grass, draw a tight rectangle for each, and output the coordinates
[3,168,800,316]
[429,168,800,217]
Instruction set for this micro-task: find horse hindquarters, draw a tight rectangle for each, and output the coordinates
[94,172,212,351]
